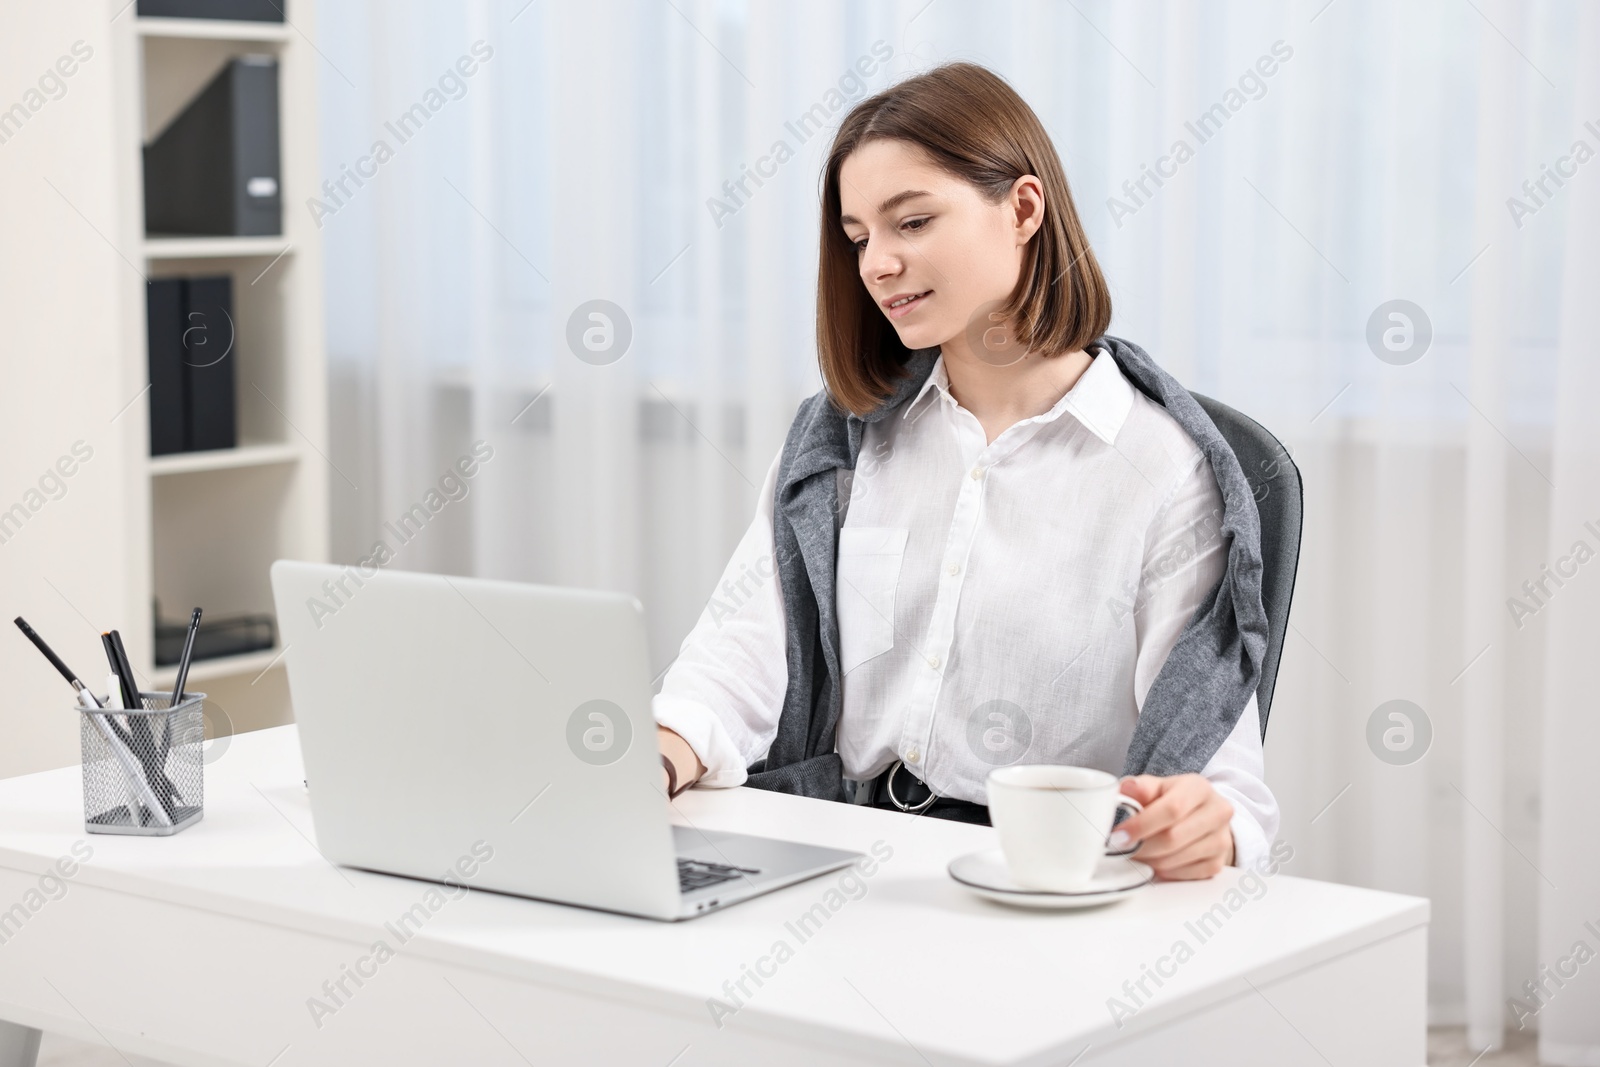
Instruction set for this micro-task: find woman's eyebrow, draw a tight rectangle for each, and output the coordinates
[839,189,933,227]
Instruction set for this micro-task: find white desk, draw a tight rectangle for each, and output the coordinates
[0,725,1427,1066]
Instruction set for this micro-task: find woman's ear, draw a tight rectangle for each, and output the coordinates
[1010,173,1047,244]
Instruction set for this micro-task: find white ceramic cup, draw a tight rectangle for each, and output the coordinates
[986,765,1144,892]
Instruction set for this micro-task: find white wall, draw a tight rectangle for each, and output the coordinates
[0,3,148,778]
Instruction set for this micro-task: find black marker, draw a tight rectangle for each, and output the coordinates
[14,617,101,708]
[106,630,142,711]
[106,629,179,817]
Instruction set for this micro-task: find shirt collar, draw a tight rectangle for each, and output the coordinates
[901,353,950,418]
[900,347,1133,445]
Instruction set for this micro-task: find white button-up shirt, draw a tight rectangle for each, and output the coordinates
[653,351,1279,869]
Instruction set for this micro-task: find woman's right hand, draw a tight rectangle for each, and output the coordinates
[657,725,706,799]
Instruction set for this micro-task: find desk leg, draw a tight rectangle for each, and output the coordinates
[0,1020,40,1067]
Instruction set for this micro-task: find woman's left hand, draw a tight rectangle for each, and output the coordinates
[1110,774,1235,880]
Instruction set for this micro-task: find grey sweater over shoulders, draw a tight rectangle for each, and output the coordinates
[742,334,1268,804]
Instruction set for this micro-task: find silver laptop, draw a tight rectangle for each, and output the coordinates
[269,560,861,921]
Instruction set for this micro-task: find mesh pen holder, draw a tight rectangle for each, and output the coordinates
[79,691,205,836]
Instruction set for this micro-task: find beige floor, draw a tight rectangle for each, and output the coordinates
[35,1025,1544,1065]
[1428,1026,1540,1066]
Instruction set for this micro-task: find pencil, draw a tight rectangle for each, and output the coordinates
[171,607,203,706]
[14,617,101,707]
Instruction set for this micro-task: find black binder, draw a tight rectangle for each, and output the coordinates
[183,276,238,451]
[147,279,187,456]
[136,0,286,20]
[146,275,238,455]
[143,56,281,236]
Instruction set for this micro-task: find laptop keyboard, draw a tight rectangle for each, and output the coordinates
[678,857,761,893]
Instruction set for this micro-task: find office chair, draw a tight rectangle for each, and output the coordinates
[1190,392,1303,743]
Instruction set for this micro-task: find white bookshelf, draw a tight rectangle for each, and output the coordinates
[144,235,293,259]
[129,7,328,708]
[135,16,293,42]
[148,440,303,476]
[0,2,328,775]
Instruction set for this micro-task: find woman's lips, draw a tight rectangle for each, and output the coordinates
[887,290,931,320]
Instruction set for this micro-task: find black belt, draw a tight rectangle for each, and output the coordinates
[862,759,991,826]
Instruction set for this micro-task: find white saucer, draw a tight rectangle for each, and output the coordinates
[947,849,1154,909]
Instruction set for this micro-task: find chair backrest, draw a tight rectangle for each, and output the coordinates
[1189,392,1303,743]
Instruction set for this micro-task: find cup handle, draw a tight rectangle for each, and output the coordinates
[1104,796,1144,856]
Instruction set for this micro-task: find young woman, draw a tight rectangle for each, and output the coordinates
[653,62,1278,881]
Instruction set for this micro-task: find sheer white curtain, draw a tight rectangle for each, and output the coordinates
[315,0,1597,1057]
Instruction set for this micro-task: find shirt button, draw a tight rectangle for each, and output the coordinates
[946,562,960,576]
[906,747,921,764]
[927,654,941,669]
[970,466,985,480]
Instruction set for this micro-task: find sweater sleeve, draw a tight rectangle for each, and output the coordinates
[650,449,790,788]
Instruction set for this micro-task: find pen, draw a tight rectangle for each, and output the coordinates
[109,629,158,758]
[106,630,141,711]
[161,607,202,781]
[171,607,202,707]
[99,633,136,739]
[102,631,146,759]
[14,617,101,708]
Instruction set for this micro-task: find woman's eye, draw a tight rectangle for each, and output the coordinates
[850,218,928,251]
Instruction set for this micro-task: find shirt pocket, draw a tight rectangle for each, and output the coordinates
[836,526,909,675]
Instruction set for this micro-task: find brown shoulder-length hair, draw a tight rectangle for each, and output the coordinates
[816,61,1112,417]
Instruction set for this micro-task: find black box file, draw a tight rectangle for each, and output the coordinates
[143,55,281,236]
[136,0,286,20]
[146,275,238,455]
[183,276,237,451]
[147,279,187,456]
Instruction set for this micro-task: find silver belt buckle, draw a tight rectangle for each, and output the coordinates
[885,759,938,813]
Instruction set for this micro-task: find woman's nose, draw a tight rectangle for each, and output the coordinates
[861,239,901,285]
